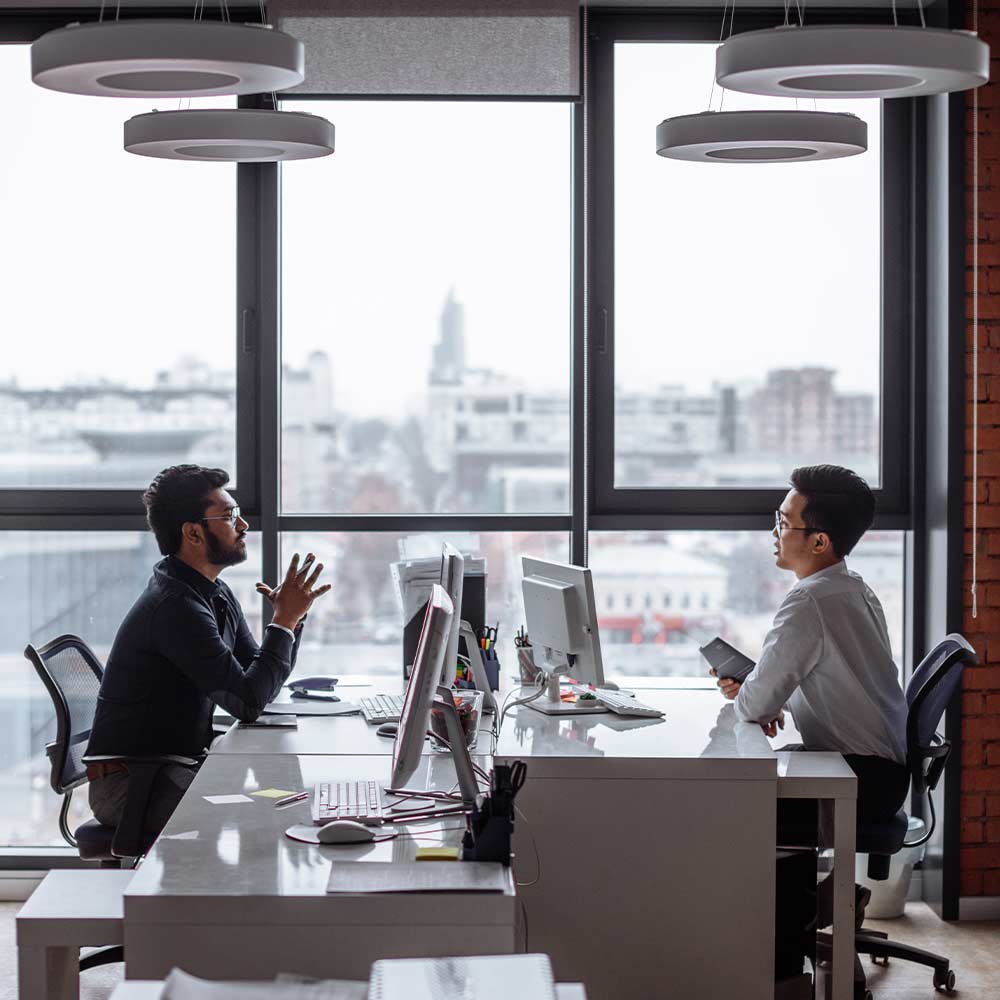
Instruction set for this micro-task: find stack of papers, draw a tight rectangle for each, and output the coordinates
[325,861,507,895]
[368,954,556,1000]
[159,968,366,999]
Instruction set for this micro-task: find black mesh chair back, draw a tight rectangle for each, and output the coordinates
[24,634,105,795]
[905,633,978,796]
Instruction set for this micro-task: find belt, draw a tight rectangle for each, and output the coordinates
[86,761,129,781]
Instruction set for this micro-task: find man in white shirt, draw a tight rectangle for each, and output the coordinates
[712,465,909,982]
[715,464,909,830]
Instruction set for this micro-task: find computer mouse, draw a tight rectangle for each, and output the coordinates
[376,723,399,738]
[317,820,379,845]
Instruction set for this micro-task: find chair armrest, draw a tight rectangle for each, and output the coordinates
[83,753,202,768]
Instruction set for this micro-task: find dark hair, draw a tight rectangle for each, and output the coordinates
[143,465,230,556]
[789,465,875,559]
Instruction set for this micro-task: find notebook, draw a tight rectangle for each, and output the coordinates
[368,954,556,1000]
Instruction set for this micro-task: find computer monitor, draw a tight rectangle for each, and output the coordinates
[439,542,465,685]
[521,557,606,715]
[391,584,454,791]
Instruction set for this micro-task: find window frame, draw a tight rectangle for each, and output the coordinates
[586,10,917,530]
[0,9,260,520]
[0,5,927,861]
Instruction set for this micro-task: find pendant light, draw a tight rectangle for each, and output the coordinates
[656,1,867,165]
[716,21,989,100]
[31,18,304,98]
[124,108,335,162]
[656,109,866,163]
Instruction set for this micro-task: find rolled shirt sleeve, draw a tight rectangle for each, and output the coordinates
[735,589,824,725]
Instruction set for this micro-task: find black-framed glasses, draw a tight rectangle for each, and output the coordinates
[202,506,242,526]
[774,510,821,535]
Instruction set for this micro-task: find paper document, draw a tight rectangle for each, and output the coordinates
[326,861,507,895]
[368,954,555,1000]
[263,700,361,717]
[159,967,366,999]
[202,794,254,805]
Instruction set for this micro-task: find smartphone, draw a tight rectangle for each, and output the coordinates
[698,637,755,683]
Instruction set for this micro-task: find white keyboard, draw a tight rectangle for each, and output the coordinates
[571,686,664,719]
[312,779,385,825]
[360,694,405,724]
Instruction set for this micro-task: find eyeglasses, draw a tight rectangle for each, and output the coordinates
[774,510,821,535]
[202,506,242,527]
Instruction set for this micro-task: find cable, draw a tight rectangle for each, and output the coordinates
[513,803,541,888]
[497,673,549,735]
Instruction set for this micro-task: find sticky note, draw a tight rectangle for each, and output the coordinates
[251,788,296,799]
[203,794,254,805]
[414,847,460,862]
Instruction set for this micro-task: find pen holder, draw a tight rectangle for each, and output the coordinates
[517,647,542,685]
[483,653,500,692]
[430,689,483,750]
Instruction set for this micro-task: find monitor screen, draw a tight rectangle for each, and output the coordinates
[521,557,605,686]
[391,583,454,790]
[439,542,464,684]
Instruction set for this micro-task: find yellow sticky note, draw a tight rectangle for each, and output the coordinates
[414,847,460,862]
[251,788,297,799]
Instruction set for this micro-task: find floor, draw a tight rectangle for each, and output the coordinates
[0,900,997,999]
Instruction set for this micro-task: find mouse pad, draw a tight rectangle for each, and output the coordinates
[284,824,397,845]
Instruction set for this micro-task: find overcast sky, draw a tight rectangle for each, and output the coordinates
[2,41,879,416]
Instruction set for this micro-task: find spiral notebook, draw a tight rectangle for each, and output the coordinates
[368,954,556,1000]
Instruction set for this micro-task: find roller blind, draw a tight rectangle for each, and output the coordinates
[271,1,580,98]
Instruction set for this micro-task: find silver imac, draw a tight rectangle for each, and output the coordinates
[521,557,607,716]
[438,543,465,685]
[390,584,479,804]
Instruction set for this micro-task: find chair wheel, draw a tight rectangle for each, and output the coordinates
[871,956,889,966]
[933,968,956,992]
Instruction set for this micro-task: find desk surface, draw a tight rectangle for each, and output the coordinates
[111,983,588,999]
[126,753,512,916]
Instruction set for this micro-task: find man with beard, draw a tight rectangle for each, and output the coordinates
[86,465,331,839]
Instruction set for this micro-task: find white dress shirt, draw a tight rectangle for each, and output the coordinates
[734,560,907,764]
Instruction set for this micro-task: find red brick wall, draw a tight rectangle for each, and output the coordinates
[961,4,1000,899]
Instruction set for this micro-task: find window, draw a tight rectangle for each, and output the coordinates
[279,532,569,676]
[279,99,573,515]
[608,42,882,491]
[0,47,237,490]
[589,530,905,679]
[0,532,261,846]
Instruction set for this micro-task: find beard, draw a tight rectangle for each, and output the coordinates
[206,530,248,568]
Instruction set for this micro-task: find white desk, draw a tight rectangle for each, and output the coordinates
[495,688,856,1000]
[123,753,516,982]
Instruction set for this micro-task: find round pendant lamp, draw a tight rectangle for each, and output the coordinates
[656,110,867,163]
[31,20,304,98]
[716,25,989,100]
[124,109,335,162]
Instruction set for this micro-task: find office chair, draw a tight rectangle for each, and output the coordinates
[25,635,198,971]
[819,633,977,998]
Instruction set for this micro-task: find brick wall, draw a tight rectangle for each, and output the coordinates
[961,3,1000,899]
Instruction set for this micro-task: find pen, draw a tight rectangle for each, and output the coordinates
[274,791,309,808]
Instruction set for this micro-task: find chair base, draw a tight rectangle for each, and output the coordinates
[855,929,956,993]
[79,944,124,971]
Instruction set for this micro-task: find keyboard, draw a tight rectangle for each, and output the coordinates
[312,779,385,825]
[360,694,405,724]
[571,685,664,719]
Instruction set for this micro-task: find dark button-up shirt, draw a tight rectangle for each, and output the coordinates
[87,556,301,759]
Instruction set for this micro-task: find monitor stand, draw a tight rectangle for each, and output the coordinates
[525,673,609,717]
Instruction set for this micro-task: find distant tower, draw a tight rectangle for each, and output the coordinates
[429,288,466,386]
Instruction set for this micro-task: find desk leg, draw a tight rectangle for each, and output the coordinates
[18,943,79,1000]
[831,795,857,1000]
